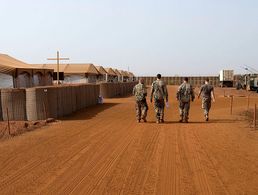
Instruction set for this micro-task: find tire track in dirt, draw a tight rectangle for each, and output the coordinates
[119,124,161,195]
[37,113,136,194]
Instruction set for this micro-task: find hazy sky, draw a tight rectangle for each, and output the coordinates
[0,0,257,76]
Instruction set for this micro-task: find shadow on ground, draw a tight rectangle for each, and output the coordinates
[62,103,119,121]
[144,118,237,124]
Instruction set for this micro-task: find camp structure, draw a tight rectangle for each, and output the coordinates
[127,71,136,81]
[0,54,53,88]
[104,68,118,82]
[118,70,130,82]
[36,63,99,84]
[95,65,108,82]
[113,69,123,82]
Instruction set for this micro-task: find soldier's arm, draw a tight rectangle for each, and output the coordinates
[176,86,180,100]
[132,86,136,96]
[211,87,215,102]
[150,83,154,102]
[143,86,147,97]
[191,85,195,101]
[197,86,203,99]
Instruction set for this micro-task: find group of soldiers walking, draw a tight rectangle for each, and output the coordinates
[133,74,215,123]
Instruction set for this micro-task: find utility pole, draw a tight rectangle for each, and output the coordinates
[47,51,69,84]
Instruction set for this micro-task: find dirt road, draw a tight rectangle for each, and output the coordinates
[0,86,258,195]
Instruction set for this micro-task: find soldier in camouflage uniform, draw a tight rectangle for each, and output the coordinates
[133,78,148,123]
[198,78,215,121]
[176,77,195,123]
[150,74,168,123]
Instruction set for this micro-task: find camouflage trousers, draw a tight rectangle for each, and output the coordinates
[135,99,148,120]
[154,99,165,120]
[202,97,211,116]
[179,101,190,120]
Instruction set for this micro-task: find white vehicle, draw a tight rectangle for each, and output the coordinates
[219,70,234,87]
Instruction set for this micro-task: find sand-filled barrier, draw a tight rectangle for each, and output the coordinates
[1,82,129,121]
[1,89,26,121]
[0,91,2,120]
[100,82,137,98]
[26,84,100,121]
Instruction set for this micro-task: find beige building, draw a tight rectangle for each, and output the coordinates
[95,65,108,82]
[35,63,99,84]
[104,68,118,82]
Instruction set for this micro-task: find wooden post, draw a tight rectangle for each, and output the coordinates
[230,96,233,115]
[254,104,257,130]
[6,108,11,135]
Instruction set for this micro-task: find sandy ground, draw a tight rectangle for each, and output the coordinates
[0,86,258,195]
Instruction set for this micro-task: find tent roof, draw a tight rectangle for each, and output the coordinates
[95,65,107,75]
[127,71,135,77]
[34,63,99,74]
[104,68,117,76]
[118,70,129,77]
[0,54,35,74]
[113,69,122,76]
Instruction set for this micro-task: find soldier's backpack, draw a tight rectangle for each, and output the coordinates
[180,83,191,103]
[153,81,164,100]
[135,84,146,101]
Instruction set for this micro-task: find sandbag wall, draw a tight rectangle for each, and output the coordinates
[100,82,137,98]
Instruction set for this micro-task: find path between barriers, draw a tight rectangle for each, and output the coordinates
[0,86,258,194]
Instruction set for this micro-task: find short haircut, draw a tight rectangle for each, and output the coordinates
[184,77,188,82]
[205,78,209,82]
[157,74,161,79]
[139,78,144,83]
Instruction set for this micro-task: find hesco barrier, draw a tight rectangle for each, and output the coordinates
[26,87,48,121]
[0,91,3,121]
[0,91,2,120]
[1,89,26,121]
[99,82,137,98]
[24,84,99,121]
[137,76,219,87]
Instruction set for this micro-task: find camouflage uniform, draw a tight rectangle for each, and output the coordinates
[177,83,195,122]
[199,84,214,118]
[133,83,148,121]
[150,80,168,122]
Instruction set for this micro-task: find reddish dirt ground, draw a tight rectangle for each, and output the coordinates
[0,86,258,195]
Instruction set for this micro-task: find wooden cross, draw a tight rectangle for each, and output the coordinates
[47,51,69,84]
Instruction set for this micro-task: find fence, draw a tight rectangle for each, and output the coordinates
[100,82,137,98]
[1,89,26,121]
[137,76,219,87]
[0,82,136,121]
